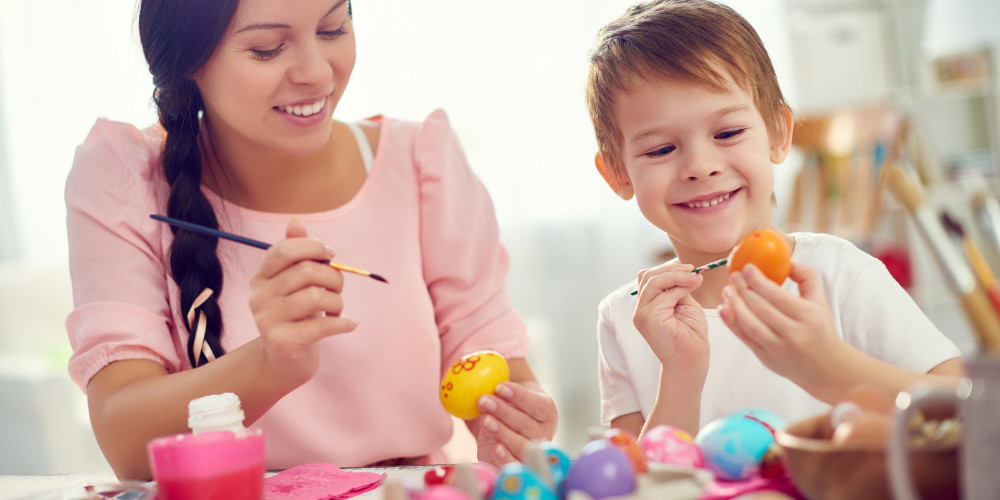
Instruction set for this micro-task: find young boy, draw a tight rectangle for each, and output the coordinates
[585,0,963,438]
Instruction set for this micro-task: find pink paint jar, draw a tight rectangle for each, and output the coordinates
[147,393,265,500]
[148,428,265,500]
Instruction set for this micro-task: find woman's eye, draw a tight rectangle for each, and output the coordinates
[250,46,283,61]
[645,145,676,158]
[318,26,348,39]
[715,128,746,140]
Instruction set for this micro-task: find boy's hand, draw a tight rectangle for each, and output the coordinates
[633,263,709,370]
[719,262,845,385]
[474,381,558,466]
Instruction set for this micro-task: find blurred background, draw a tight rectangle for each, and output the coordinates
[1,0,997,474]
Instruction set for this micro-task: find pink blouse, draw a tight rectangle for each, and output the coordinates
[65,110,529,468]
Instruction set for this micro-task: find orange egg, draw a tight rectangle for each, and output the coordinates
[728,229,792,284]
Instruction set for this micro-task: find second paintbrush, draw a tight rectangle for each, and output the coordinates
[150,214,388,283]
[630,257,728,296]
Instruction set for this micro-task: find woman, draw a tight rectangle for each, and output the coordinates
[66,0,556,480]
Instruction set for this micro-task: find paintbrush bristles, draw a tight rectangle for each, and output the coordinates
[882,162,924,213]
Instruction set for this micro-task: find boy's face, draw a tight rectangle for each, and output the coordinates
[612,74,790,259]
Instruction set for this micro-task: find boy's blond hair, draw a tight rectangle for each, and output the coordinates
[586,0,791,197]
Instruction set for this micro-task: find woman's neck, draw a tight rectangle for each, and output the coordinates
[199,120,366,214]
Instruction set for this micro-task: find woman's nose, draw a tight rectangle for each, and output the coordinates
[288,41,333,86]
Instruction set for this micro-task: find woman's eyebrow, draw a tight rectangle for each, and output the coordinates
[235,0,347,33]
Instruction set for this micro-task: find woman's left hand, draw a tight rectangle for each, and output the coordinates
[474,377,558,466]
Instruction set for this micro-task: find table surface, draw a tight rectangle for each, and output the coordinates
[0,466,431,500]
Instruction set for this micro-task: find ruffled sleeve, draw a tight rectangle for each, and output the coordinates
[412,110,529,369]
[64,119,184,391]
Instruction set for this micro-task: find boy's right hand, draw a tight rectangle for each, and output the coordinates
[249,220,358,387]
[633,263,709,371]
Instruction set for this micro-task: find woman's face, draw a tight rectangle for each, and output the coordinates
[194,0,355,157]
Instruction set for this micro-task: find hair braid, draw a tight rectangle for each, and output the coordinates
[140,0,240,367]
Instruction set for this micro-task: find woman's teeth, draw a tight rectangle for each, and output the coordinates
[279,98,325,117]
[684,191,731,208]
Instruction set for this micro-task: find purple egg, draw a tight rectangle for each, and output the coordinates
[564,441,636,499]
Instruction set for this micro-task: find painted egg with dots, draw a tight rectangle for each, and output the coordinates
[440,350,509,420]
[603,428,649,474]
[639,425,705,469]
[695,415,775,481]
[564,439,636,500]
[491,463,558,500]
[540,441,571,495]
[727,229,792,284]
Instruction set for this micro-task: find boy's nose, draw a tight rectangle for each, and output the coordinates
[681,146,723,180]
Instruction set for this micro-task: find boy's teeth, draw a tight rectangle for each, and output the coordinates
[684,191,731,208]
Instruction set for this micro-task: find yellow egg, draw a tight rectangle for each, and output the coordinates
[439,350,509,420]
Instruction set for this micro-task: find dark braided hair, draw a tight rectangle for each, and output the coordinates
[139,0,240,367]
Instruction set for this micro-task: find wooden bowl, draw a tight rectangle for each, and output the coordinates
[775,415,959,500]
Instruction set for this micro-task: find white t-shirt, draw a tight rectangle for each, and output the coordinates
[597,232,962,429]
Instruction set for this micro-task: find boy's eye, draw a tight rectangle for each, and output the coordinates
[645,145,676,158]
[715,128,746,140]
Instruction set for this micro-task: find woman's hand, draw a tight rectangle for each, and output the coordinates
[249,219,358,387]
[718,262,846,387]
[633,263,709,372]
[473,359,558,466]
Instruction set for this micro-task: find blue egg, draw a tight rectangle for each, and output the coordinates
[540,442,571,495]
[730,408,787,432]
[564,440,636,499]
[490,463,558,500]
[695,416,775,481]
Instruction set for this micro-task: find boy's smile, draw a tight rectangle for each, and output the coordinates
[613,72,790,262]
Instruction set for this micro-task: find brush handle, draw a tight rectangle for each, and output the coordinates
[151,214,271,250]
[961,285,1000,353]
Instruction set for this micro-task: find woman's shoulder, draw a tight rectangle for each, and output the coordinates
[71,118,164,178]
[373,109,458,148]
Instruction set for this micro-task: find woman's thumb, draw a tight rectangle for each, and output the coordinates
[286,217,308,238]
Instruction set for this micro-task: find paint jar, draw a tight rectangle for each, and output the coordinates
[147,393,265,500]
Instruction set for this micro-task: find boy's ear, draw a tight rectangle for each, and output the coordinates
[769,107,795,164]
[595,152,634,200]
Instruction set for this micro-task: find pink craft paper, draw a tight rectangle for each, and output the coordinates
[265,463,386,500]
[699,474,805,500]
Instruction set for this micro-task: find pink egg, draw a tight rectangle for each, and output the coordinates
[639,425,705,468]
[419,485,472,500]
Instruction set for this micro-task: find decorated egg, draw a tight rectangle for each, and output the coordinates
[440,350,509,420]
[540,442,571,493]
[603,428,649,474]
[728,229,792,284]
[420,485,473,500]
[490,463,558,500]
[639,425,704,469]
[564,440,636,499]
[731,408,786,432]
[426,463,499,499]
[695,415,775,481]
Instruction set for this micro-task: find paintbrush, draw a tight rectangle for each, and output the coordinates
[630,257,727,296]
[150,214,388,283]
[881,162,1000,353]
[941,211,1000,316]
